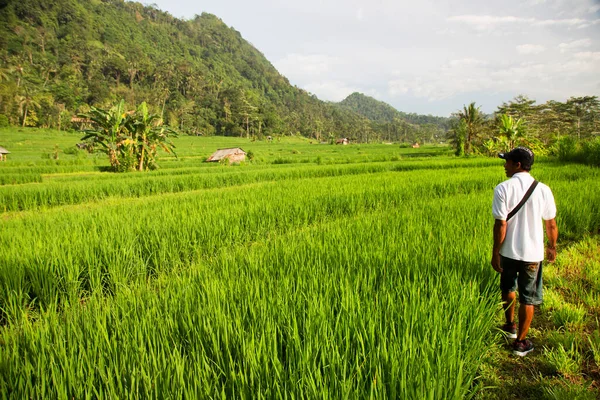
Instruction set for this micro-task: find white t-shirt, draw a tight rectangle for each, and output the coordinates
[492,172,557,262]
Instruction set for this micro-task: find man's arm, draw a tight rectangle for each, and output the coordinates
[545,218,558,262]
[492,219,507,273]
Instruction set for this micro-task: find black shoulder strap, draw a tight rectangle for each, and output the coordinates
[507,180,539,221]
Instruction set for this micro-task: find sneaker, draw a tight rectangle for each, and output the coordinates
[513,339,534,357]
[501,322,517,339]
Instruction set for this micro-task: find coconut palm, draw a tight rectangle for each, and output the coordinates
[17,88,41,127]
[458,102,483,154]
[0,67,9,83]
[448,118,467,156]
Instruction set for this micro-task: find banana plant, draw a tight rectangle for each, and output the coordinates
[126,102,178,171]
[82,100,177,171]
[498,114,525,150]
[81,100,129,169]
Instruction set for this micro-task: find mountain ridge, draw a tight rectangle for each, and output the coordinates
[338,92,450,130]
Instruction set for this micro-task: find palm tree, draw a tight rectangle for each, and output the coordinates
[448,118,467,156]
[458,102,483,154]
[0,67,9,83]
[17,88,41,127]
[12,63,25,88]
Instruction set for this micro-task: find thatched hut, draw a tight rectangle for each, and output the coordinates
[206,148,247,163]
[0,146,10,161]
[71,116,92,130]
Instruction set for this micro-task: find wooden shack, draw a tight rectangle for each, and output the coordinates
[206,148,247,163]
[0,146,10,161]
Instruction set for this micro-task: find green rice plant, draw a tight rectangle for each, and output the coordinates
[543,288,564,310]
[0,145,598,398]
[588,330,600,367]
[0,194,499,398]
[0,173,42,185]
[551,304,587,329]
[542,379,597,400]
[545,331,581,350]
[544,344,582,376]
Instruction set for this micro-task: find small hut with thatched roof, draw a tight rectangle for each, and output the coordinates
[0,146,10,161]
[206,148,246,163]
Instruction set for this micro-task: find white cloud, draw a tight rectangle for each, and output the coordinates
[387,51,600,101]
[356,8,364,21]
[274,54,340,79]
[447,14,600,31]
[516,44,546,54]
[447,15,528,31]
[558,38,593,52]
[573,51,600,61]
[448,58,489,67]
[303,81,361,102]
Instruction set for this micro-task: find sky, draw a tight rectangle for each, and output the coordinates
[146,0,600,116]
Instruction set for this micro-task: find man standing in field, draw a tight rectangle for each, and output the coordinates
[491,147,558,357]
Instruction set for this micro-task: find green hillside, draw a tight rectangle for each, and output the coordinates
[338,92,451,142]
[0,0,444,144]
[0,0,357,140]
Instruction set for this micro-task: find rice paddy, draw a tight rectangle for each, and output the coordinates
[0,129,598,398]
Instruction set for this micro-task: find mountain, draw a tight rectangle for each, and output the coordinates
[337,93,451,143]
[338,93,451,130]
[0,0,443,143]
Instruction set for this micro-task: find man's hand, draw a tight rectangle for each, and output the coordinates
[492,219,507,273]
[545,219,558,263]
[491,252,503,273]
[546,247,557,263]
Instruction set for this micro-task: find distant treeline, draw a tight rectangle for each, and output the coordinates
[447,95,600,165]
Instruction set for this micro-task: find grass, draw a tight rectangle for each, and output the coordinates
[0,128,598,398]
[476,237,600,399]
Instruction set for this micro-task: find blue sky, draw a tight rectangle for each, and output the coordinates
[147,0,600,116]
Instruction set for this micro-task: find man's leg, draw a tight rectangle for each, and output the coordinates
[516,261,542,341]
[517,304,534,341]
[502,291,516,324]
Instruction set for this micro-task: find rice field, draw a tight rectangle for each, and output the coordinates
[0,129,599,398]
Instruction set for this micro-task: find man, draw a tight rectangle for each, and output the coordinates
[491,147,558,357]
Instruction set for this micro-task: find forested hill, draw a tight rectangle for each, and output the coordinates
[0,0,441,143]
[339,92,451,131]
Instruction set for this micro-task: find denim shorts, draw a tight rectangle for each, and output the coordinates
[500,256,543,305]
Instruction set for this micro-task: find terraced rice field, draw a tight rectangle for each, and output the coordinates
[1,130,598,398]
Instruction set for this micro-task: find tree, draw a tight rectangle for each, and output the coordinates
[565,96,600,140]
[17,88,41,127]
[497,95,536,120]
[457,102,484,154]
[448,118,467,156]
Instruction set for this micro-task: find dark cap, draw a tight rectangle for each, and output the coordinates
[499,147,534,169]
